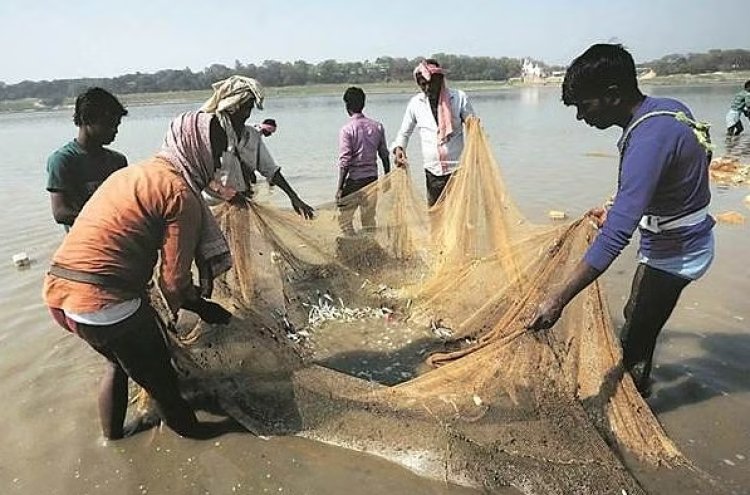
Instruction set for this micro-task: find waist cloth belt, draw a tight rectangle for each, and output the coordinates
[639,205,709,234]
[48,264,133,291]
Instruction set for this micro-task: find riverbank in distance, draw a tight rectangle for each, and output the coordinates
[2,71,749,113]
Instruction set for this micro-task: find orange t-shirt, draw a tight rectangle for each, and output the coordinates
[43,158,203,314]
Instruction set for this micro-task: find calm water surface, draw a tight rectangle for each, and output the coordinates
[1,85,749,494]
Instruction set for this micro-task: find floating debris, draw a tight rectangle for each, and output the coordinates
[584,151,617,159]
[12,252,30,268]
[548,210,567,221]
[715,211,746,225]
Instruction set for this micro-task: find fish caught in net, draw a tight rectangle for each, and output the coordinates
[157,117,724,494]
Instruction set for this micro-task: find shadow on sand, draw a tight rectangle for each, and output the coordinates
[648,329,750,414]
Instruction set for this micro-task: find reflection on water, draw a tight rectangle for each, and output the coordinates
[724,133,750,159]
[1,85,749,494]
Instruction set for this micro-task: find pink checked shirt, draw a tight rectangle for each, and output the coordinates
[338,113,388,181]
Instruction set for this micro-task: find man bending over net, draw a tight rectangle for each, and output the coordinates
[528,44,715,398]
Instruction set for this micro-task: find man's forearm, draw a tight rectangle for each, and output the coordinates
[337,167,348,191]
[381,153,391,174]
[270,170,299,200]
[557,260,603,305]
[50,193,80,226]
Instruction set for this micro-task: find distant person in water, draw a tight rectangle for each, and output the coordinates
[254,118,277,137]
[44,112,235,440]
[391,59,476,207]
[46,87,128,230]
[336,87,390,236]
[527,44,715,398]
[725,80,750,136]
[200,76,314,218]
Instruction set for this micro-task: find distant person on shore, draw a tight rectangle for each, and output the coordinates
[336,87,390,236]
[527,44,715,398]
[391,59,476,207]
[251,119,277,183]
[200,76,314,218]
[725,80,750,136]
[254,118,278,137]
[43,112,236,440]
[46,87,128,230]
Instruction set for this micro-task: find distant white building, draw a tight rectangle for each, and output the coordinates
[522,59,545,83]
[636,67,656,79]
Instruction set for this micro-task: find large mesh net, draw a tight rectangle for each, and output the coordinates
[159,118,722,494]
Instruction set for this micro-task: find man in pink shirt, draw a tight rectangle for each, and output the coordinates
[336,87,390,235]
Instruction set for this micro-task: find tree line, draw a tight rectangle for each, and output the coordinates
[0,54,527,105]
[1,49,748,105]
[645,49,750,76]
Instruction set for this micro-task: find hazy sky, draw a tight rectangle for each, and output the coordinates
[1,0,747,84]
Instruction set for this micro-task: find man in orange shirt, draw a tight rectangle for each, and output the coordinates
[44,112,233,440]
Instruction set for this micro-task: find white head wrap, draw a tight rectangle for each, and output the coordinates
[200,75,265,113]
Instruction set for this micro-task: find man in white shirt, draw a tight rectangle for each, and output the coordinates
[392,59,476,206]
[200,76,314,218]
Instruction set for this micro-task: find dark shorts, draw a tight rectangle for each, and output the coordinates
[48,303,180,403]
[425,170,452,207]
[341,175,378,198]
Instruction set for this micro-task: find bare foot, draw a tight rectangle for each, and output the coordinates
[123,413,162,438]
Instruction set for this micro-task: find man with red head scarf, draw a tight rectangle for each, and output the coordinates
[391,59,476,206]
[254,118,278,137]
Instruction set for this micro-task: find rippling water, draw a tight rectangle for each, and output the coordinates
[1,85,749,494]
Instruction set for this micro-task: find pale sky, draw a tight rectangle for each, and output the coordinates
[1,0,747,84]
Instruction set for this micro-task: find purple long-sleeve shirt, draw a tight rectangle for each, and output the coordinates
[338,113,388,181]
[584,96,714,272]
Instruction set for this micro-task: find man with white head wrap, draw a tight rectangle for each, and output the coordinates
[391,59,476,207]
[201,75,314,218]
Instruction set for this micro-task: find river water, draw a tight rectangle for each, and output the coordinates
[1,84,749,494]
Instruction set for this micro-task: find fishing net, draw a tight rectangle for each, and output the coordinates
[160,117,719,494]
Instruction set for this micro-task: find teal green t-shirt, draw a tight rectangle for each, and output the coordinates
[730,90,750,111]
[46,140,127,225]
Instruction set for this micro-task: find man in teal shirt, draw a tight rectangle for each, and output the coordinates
[46,87,128,230]
[726,80,750,136]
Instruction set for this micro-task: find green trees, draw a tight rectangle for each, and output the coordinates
[2,49,748,103]
[646,49,750,75]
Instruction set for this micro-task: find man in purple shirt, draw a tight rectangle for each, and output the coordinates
[336,87,391,236]
[527,44,715,397]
